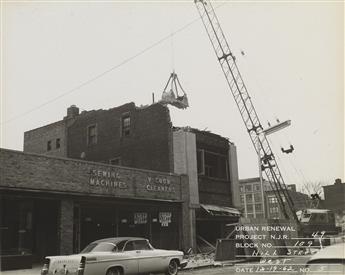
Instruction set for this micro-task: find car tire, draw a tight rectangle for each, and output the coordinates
[165,260,179,275]
[106,267,123,275]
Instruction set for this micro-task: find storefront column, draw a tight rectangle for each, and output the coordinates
[180,175,197,252]
[59,200,74,255]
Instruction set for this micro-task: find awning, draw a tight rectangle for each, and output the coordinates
[200,204,241,217]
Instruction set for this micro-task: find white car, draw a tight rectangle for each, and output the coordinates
[304,242,345,275]
[41,237,187,275]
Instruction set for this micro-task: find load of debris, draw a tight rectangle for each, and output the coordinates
[159,72,189,109]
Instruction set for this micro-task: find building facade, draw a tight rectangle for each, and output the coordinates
[1,102,241,268]
[239,178,311,219]
[0,149,190,270]
[238,177,271,218]
[323,179,345,213]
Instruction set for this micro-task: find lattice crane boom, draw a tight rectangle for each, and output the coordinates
[195,0,299,223]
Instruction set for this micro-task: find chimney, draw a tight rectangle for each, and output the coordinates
[334,178,342,185]
[65,105,79,119]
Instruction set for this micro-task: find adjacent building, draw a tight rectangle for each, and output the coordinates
[1,102,241,269]
[238,177,271,218]
[239,178,311,219]
[323,178,345,213]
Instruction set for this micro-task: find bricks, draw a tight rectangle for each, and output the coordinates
[0,149,183,202]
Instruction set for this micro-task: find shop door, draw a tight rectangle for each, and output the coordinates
[81,207,116,249]
[34,199,59,262]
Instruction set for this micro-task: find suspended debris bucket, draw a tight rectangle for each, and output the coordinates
[159,72,189,109]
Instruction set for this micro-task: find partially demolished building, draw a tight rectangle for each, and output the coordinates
[1,101,241,263]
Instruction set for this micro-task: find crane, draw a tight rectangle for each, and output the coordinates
[194,0,299,224]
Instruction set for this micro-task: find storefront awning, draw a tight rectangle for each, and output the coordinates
[200,204,241,217]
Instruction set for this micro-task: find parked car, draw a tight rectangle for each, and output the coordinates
[304,242,345,275]
[41,237,187,275]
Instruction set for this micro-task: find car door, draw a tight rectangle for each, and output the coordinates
[121,241,140,274]
[134,240,162,274]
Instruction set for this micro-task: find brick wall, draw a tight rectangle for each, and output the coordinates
[198,176,232,206]
[59,200,74,255]
[67,103,173,173]
[194,130,233,206]
[0,149,183,202]
[24,121,67,157]
[323,184,345,211]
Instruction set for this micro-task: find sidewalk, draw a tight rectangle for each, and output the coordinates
[0,264,42,275]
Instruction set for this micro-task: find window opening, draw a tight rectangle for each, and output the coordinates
[87,125,97,145]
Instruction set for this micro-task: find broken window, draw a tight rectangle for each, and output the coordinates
[197,149,228,180]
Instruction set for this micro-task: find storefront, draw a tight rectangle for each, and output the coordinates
[0,149,190,270]
[196,204,240,252]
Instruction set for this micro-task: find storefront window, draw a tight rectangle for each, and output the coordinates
[1,198,33,256]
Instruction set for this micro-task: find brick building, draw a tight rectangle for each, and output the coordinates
[1,102,240,268]
[239,178,311,219]
[238,177,271,218]
[0,149,189,270]
[323,178,345,213]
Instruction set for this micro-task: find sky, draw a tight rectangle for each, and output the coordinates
[1,0,344,192]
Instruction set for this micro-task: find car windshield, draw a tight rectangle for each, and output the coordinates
[80,242,116,253]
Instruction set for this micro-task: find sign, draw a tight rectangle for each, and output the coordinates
[89,169,128,189]
[134,212,147,224]
[159,212,172,227]
[146,176,175,193]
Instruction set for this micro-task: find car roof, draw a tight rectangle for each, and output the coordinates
[308,243,345,262]
[90,237,148,245]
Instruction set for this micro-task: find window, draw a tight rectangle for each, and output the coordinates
[255,203,263,211]
[47,140,52,151]
[110,157,122,166]
[268,196,278,204]
[245,185,252,192]
[197,150,205,175]
[256,213,264,218]
[87,125,97,145]
[133,240,152,250]
[270,207,279,214]
[239,186,244,193]
[254,193,262,202]
[246,205,253,212]
[121,114,131,137]
[197,149,228,179]
[254,184,261,191]
[240,195,245,204]
[246,194,253,203]
[123,241,135,251]
[56,138,60,149]
[116,240,127,251]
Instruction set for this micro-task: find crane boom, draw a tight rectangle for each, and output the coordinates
[195,0,299,223]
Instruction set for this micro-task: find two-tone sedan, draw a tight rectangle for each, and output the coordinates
[41,237,187,275]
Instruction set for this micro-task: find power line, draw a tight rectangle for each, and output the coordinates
[1,3,226,125]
